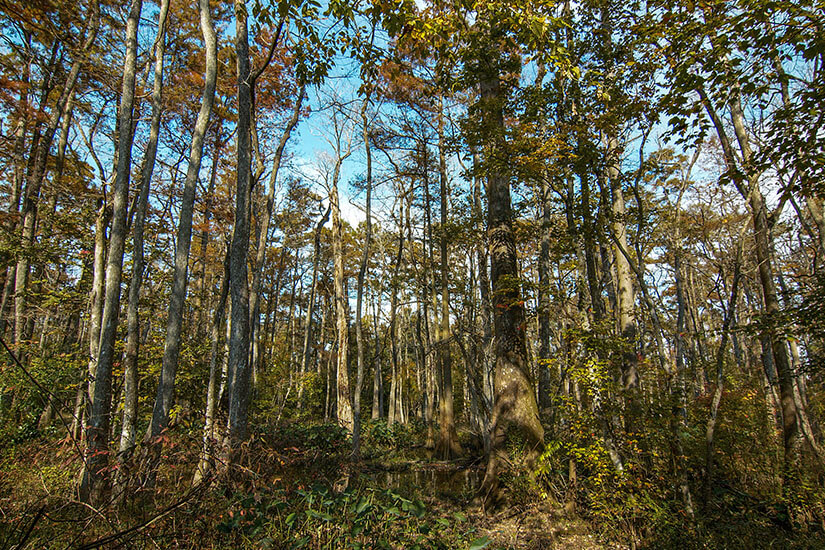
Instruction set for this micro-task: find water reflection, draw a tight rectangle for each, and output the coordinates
[374,466,482,498]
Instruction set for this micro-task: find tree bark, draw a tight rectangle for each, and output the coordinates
[353,93,373,456]
[226,0,254,450]
[81,0,141,505]
[144,0,217,480]
[478,61,544,508]
[435,97,461,459]
[114,0,171,498]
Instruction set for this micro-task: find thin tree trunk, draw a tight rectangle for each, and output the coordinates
[353,93,373,456]
[706,255,742,503]
[144,0,216,481]
[299,206,330,404]
[435,97,460,459]
[371,292,384,419]
[115,0,170,493]
[194,246,230,483]
[388,198,404,425]
[81,0,141,505]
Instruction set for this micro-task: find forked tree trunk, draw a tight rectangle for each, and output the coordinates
[115,0,170,497]
[81,0,141,505]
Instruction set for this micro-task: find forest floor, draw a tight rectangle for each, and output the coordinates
[0,420,621,549]
[0,420,820,549]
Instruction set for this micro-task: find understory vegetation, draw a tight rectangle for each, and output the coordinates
[1,0,825,547]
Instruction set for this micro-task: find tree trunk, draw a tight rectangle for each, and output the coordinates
[144,0,216,478]
[81,0,141,505]
[435,98,461,459]
[299,206,330,404]
[331,154,353,431]
[226,0,253,450]
[478,62,544,508]
[115,0,170,496]
[388,198,404,425]
[537,175,553,416]
[353,93,373,456]
[194,246,230,483]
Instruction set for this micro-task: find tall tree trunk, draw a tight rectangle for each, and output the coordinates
[435,98,461,459]
[331,152,353,432]
[86,203,108,405]
[472,150,494,455]
[478,60,544,508]
[145,0,217,475]
[115,0,170,489]
[226,0,253,451]
[608,138,638,394]
[388,198,405,425]
[80,0,141,505]
[353,94,373,456]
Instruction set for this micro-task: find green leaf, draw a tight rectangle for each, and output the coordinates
[286,512,297,528]
[469,535,492,550]
[355,496,371,515]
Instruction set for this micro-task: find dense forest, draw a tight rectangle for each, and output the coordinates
[0,0,823,547]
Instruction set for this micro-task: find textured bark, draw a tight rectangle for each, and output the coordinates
[353,94,373,456]
[226,0,253,449]
[81,0,141,505]
[115,0,170,485]
[478,64,544,508]
[147,0,217,444]
[435,99,461,459]
[331,150,353,432]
